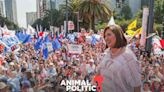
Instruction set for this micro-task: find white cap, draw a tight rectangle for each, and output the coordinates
[9,62,15,66]
[89,59,94,63]
[49,62,54,66]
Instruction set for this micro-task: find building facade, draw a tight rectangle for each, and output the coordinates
[0,0,5,17]
[26,12,37,26]
[36,0,65,19]
[36,0,47,18]
[5,0,18,24]
[103,0,141,16]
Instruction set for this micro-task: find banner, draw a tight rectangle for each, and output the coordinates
[0,35,20,52]
[140,7,149,48]
[68,44,82,54]
[46,42,53,52]
[152,36,163,54]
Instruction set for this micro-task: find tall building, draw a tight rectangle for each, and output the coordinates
[128,0,141,16]
[5,0,18,24]
[26,12,37,26]
[36,0,65,19]
[46,0,65,10]
[36,0,48,18]
[103,0,141,16]
[0,0,5,17]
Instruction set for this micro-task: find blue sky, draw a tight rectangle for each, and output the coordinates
[16,0,36,28]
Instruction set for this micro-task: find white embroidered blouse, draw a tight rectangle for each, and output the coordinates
[98,46,142,92]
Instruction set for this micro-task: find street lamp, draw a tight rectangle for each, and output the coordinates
[162,16,164,39]
[66,0,68,37]
[50,0,53,26]
[74,12,80,32]
[145,0,154,53]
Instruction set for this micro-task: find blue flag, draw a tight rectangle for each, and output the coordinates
[16,32,31,44]
[91,35,97,45]
[52,38,61,50]
[22,35,31,44]
[16,32,24,41]
[43,44,48,59]
[43,35,51,43]
[34,38,43,51]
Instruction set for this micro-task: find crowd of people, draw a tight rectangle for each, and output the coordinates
[0,26,163,92]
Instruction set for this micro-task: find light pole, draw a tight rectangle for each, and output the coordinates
[74,12,80,32]
[162,17,164,39]
[50,0,53,26]
[145,0,154,53]
[66,0,68,37]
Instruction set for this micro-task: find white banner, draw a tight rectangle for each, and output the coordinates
[68,44,82,54]
[0,35,20,52]
[152,36,163,54]
[46,43,53,52]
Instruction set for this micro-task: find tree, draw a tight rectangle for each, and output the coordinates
[59,0,82,31]
[79,0,111,31]
[60,0,82,13]
[32,9,65,30]
[120,4,132,20]
[154,0,164,24]
[0,15,18,30]
[45,9,65,27]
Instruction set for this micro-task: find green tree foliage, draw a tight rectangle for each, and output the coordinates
[120,4,132,20]
[79,0,111,31]
[59,0,82,31]
[154,0,164,24]
[32,9,65,30]
[0,15,18,30]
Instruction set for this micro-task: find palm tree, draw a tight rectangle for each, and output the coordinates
[60,0,82,13]
[79,0,111,31]
[59,0,82,32]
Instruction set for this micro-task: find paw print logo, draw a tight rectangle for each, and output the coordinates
[93,74,104,92]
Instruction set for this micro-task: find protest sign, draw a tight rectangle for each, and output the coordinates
[0,35,20,52]
[68,44,82,54]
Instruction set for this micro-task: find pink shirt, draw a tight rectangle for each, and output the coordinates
[99,47,141,92]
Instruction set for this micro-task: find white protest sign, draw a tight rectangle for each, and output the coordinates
[68,44,82,54]
[152,36,163,55]
[46,43,53,52]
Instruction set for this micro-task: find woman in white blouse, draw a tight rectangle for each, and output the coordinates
[98,24,141,92]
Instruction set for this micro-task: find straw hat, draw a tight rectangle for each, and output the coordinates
[0,82,7,89]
